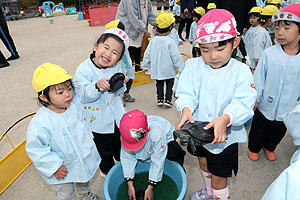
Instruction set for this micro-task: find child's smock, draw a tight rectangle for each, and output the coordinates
[254,44,300,121]
[189,21,197,47]
[121,116,174,182]
[25,103,101,184]
[173,4,180,16]
[168,28,183,46]
[175,57,257,154]
[142,36,184,80]
[120,50,135,79]
[244,25,272,68]
[74,58,126,133]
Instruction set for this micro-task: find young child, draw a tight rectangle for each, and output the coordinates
[261,103,300,199]
[175,9,257,200]
[74,28,129,178]
[244,5,278,70]
[119,109,186,200]
[105,19,136,103]
[267,0,282,44]
[142,12,184,107]
[189,7,205,57]
[26,63,101,200]
[173,0,181,24]
[248,3,300,161]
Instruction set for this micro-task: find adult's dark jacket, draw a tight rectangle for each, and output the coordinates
[214,0,256,33]
[181,0,195,12]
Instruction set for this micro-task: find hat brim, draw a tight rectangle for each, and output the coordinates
[121,132,148,151]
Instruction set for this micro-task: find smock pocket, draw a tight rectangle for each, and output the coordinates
[260,93,277,111]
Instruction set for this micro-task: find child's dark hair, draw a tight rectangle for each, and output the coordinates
[117,21,125,31]
[96,33,125,61]
[249,13,260,18]
[258,15,272,25]
[157,23,174,34]
[193,12,202,20]
[37,79,73,107]
[218,37,235,47]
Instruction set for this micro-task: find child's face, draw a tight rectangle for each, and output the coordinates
[266,18,274,28]
[199,38,240,69]
[42,81,73,113]
[249,14,259,26]
[93,37,123,68]
[275,21,300,46]
[193,16,199,22]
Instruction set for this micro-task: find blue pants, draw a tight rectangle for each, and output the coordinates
[0,22,18,57]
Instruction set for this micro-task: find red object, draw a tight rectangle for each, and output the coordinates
[82,5,90,19]
[89,3,119,27]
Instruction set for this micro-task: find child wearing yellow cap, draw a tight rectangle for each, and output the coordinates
[189,7,205,57]
[173,0,181,24]
[244,5,279,70]
[142,12,184,107]
[26,63,101,200]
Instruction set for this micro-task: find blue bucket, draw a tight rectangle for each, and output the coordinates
[104,159,187,200]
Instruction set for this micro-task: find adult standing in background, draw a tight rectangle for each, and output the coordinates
[178,0,195,41]
[0,3,20,62]
[116,0,157,72]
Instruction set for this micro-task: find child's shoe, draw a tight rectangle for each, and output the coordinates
[123,93,135,102]
[190,188,213,200]
[164,100,173,108]
[157,100,164,106]
[248,150,259,161]
[80,192,100,200]
[263,148,277,161]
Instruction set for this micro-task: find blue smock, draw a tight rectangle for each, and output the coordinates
[173,4,180,16]
[142,36,184,80]
[73,58,126,133]
[254,44,300,121]
[168,28,183,46]
[121,116,174,182]
[189,21,197,47]
[25,103,101,185]
[175,57,257,154]
[120,50,135,79]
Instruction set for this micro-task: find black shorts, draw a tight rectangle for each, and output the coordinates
[187,143,238,178]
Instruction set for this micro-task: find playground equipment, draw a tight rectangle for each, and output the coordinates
[0,113,35,195]
[40,1,77,18]
[104,160,187,200]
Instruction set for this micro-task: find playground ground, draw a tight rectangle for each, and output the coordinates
[0,14,297,200]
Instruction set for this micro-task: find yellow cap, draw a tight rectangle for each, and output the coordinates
[195,43,200,48]
[249,6,262,14]
[156,12,175,29]
[261,5,279,16]
[158,10,169,15]
[105,19,120,30]
[176,0,180,3]
[266,0,272,3]
[32,63,73,93]
[207,3,216,10]
[194,7,205,16]
[270,0,281,4]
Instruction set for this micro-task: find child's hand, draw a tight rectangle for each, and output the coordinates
[179,42,183,45]
[173,93,178,99]
[127,181,136,200]
[54,165,68,180]
[96,78,110,91]
[204,115,230,144]
[254,102,259,111]
[144,186,154,200]
[124,75,129,84]
[144,31,151,38]
[176,107,194,130]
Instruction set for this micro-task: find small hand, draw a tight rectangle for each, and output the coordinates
[184,8,188,13]
[253,102,259,111]
[128,181,136,200]
[144,31,151,38]
[96,78,110,91]
[144,186,154,200]
[176,107,194,130]
[124,75,129,84]
[54,165,68,180]
[204,115,230,144]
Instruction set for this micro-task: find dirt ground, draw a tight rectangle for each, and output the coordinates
[0,14,296,200]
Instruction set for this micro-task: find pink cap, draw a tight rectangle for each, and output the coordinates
[120,109,149,151]
[272,3,300,23]
[193,9,237,44]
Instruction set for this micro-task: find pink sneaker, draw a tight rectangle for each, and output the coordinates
[190,188,213,200]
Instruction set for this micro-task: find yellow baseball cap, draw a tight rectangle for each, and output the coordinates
[207,3,216,10]
[32,63,73,93]
[194,7,205,16]
[261,5,279,16]
[156,12,175,29]
[266,0,272,3]
[105,19,120,30]
[249,6,262,14]
[176,0,180,3]
[270,0,281,4]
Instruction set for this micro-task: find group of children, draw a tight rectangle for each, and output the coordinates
[24,2,300,200]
